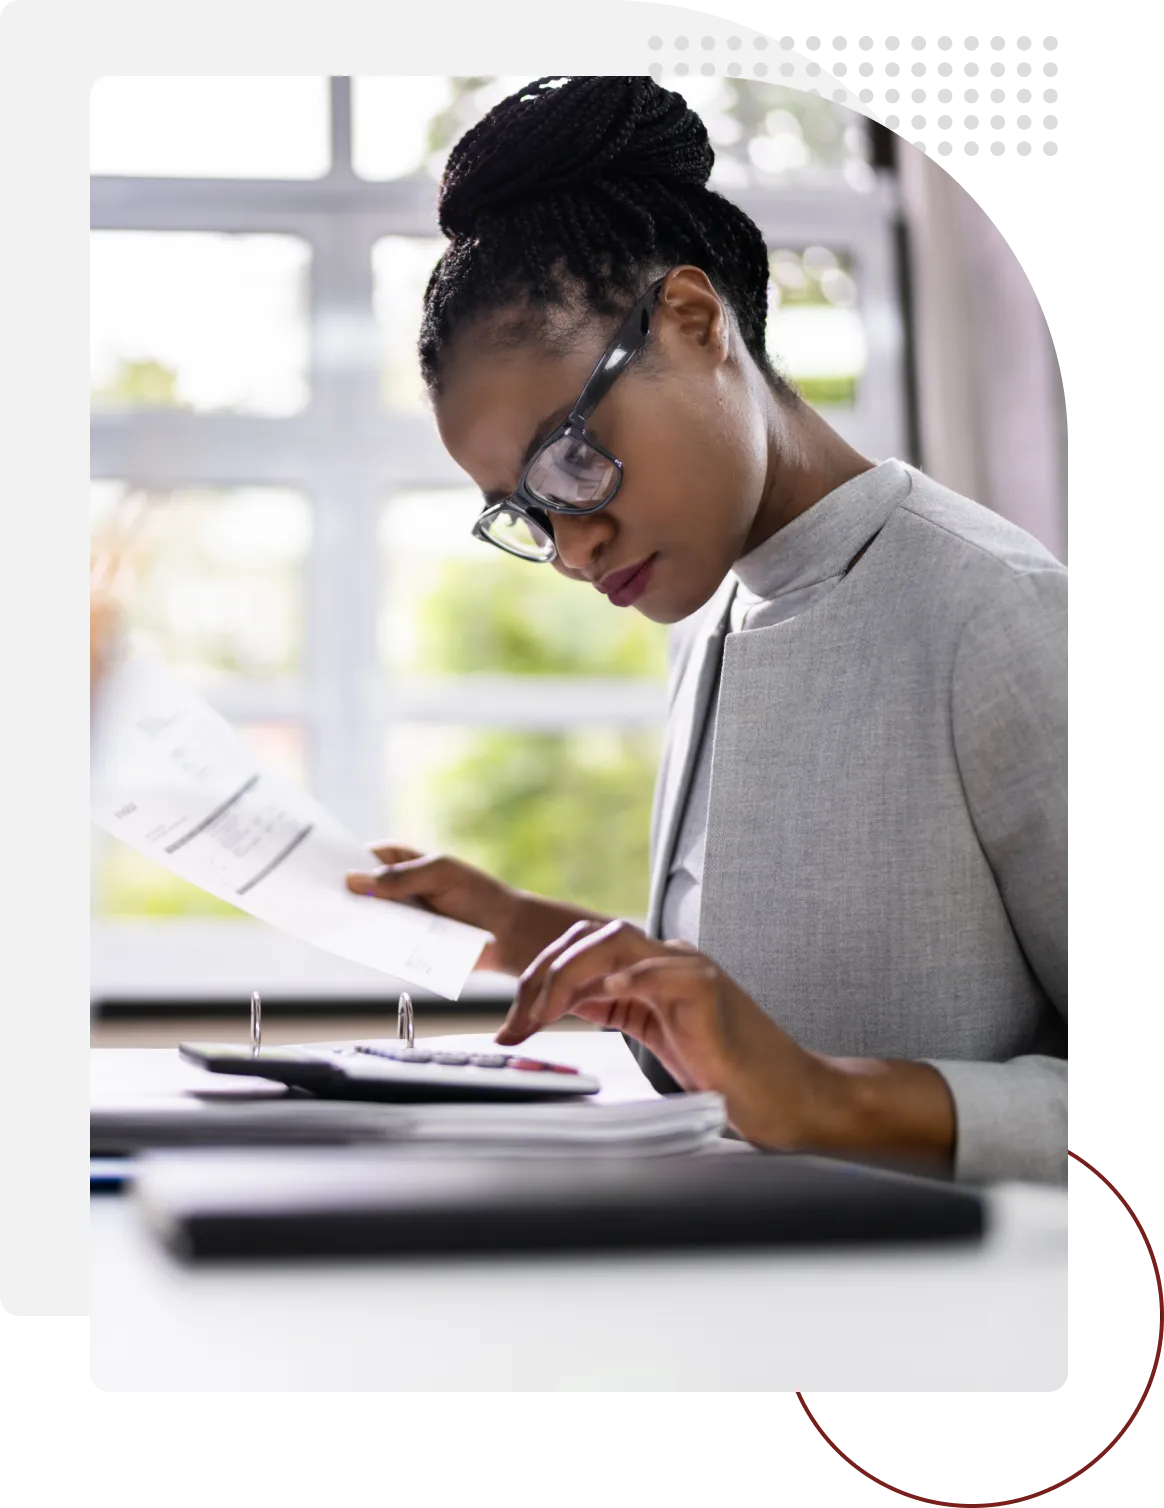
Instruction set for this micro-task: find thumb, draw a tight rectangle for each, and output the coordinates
[345,852,445,903]
[369,843,423,865]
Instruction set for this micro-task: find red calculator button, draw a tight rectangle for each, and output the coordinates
[509,1058,548,1072]
[547,1063,579,1075]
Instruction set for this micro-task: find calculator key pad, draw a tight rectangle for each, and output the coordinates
[353,1045,432,1064]
[347,1044,579,1076]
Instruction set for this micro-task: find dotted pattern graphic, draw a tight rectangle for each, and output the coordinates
[820,29,1061,162]
[644,34,1062,159]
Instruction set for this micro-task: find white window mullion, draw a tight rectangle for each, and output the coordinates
[302,199,384,835]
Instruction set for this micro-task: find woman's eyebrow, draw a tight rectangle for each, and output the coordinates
[481,407,571,506]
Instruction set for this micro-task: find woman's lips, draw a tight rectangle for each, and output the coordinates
[603,553,658,608]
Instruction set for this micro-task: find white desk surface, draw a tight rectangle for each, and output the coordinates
[91,1033,1067,1392]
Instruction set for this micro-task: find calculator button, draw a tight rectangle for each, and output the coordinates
[468,1054,511,1069]
[430,1051,470,1066]
[509,1058,552,1072]
[547,1063,580,1075]
[356,1045,432,1064]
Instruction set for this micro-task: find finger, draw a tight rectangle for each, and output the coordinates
[531,957,698,1032]
[494,919,603,1045]
[345,851,436,897]
[601,956,727,1086]
[368,843,424,865]
[525,969,612,1031]
[601,953,719,1009]
[497,920,601,1043]
[568,996,699,1091]
[522,922,658,1036]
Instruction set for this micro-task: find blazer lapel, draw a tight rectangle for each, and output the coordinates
[646,578,737,937]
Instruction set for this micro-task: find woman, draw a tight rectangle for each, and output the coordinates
[346,77,1067,1184]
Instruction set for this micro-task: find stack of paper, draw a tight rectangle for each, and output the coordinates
[92,1090,727,1157]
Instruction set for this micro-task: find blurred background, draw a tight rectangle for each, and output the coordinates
[90,75,1066,1031]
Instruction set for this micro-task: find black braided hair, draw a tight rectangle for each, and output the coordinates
[418,75,795,399]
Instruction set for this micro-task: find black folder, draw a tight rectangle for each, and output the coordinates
[135,1146,985,1262]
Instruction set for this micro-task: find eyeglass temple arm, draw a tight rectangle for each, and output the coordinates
[569,277,667,423]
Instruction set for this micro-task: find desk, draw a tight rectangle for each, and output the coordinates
[90,1033,1067,1392]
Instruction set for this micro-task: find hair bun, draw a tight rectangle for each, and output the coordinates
[438,76,714,239]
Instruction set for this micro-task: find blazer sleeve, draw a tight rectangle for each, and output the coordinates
[927,565,1068,1183]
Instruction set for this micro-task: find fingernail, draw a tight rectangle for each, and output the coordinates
[605,972,629,991]
[346,873,372,894]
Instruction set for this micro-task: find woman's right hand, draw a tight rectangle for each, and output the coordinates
[345,846,609,978]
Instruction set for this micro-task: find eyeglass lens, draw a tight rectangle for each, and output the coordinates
[481,506,555,560]
[525,434,618,509]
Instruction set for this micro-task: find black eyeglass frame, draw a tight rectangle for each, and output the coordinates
[470,274,668,562]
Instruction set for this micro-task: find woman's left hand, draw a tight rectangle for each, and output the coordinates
[494,918,834,1148]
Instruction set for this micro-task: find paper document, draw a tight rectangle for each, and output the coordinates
[90,1091,727,1157]
[90,654,489,998]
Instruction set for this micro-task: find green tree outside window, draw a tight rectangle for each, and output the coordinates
[409,553,667,919]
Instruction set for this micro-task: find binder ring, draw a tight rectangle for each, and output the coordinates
[397,992,414,1049]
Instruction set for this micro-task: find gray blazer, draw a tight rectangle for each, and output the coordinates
[629,464,1067,1184]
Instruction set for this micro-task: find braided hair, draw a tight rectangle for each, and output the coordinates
[418,75,795,400]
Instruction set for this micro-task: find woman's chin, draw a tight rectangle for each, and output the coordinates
[645,576,727,625]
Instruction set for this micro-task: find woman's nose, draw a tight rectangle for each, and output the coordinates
[550,510,616,575]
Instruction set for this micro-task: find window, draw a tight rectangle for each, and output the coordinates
[91,77,910,999]
[352,77,538,183]
[669,75,875,190]
[379,488,667,920]
[768,248,867,407]
[90,77,331,180]
[90,482,310,682]
[91,233,311,415]
[372,236,446,413]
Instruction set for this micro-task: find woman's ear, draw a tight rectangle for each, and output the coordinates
[656,265,731,365]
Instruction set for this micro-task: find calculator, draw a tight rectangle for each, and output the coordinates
[178,1041,601,1103]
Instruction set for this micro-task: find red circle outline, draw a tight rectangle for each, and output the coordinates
[796,1151,1163,1505]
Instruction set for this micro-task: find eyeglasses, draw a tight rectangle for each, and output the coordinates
[471,275,668,563]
